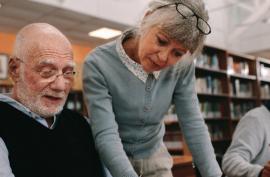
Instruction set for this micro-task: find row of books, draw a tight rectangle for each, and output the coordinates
[0,86,12,93]
[165,102,223,120]
[260,64,270,78]
[165,102,256,121]
[199,101,222,118]
[207,124,224,140]
[227,57,249,75]
[230,79,253,97]
[65,100,83,112]
[260,84,270,99]
[230,102,255,120]
[64,92,84,113]
[196,54,252,76]
[196,76,223,94]
[195,54,219,69]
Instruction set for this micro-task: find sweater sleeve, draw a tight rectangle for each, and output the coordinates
[222,114,264,177]
[173,62,222,177]
[82,53,138,177]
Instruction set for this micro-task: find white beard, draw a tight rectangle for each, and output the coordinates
[16,79,65,118]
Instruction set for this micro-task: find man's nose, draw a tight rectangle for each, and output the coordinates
[50,75,69,91]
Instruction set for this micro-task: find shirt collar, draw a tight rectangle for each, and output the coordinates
[0,93,58,129]
[116,29,160,83]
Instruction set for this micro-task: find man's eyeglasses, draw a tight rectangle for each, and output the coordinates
[15,58,76,84]
[155,2,211,35]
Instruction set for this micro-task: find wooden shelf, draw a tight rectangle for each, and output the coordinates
[172,155,195,177]
[165,131,182,136]
[0,79,13,86]
[229,73,256,80]
[258,57,270,65]
[168,147,184,154]
[195,66,227,75]
[230,96,257,100]
[261,97,270,101]
[211,138,231,143]
[231,119,240,123]
[259,77,270,83]
[228,51,255,61]
[164,119,178,125]
[204,118,229,121]
[197,93,229,98]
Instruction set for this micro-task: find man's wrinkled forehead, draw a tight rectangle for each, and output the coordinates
[24,39,73,61]
[37,59,75,68]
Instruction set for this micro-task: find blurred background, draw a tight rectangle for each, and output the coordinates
[1,0,270,56]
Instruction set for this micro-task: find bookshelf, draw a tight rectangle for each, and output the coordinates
[164,45,269,164]
[64,90,87,116]
[0,79,13,94]
[257,57,270,104]
[196,46,232,155]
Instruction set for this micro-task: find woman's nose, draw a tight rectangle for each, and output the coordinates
[158,49,169,64]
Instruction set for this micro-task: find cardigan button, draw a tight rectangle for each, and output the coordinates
[143,106,151,112]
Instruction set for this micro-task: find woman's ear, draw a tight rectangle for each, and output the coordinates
[143,10,153,19]
[145,10,153,17]
[8,57,20,82]
[141,10,153,26]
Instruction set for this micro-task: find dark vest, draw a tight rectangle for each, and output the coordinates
[0,101,104,177]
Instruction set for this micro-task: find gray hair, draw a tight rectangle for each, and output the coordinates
[138,0,209,58]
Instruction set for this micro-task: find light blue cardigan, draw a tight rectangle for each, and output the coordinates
[82,39,222,177]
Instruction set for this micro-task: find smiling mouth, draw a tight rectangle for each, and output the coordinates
[149,58,167,70]
[148,58,159,67]
[44,95,63,102]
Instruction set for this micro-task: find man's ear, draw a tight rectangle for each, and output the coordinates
[8,57,20,82]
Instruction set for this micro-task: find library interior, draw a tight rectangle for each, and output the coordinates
[1,0,270,177]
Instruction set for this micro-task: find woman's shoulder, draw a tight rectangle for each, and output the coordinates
[84,40,118,64]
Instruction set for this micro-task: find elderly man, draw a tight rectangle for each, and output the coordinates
[222,101,270,177]
[0,23,104,177]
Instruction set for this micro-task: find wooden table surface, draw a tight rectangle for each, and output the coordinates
[172,155,196,177]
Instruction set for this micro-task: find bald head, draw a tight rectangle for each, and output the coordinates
[13,23,72,61]
[9,23,75,119]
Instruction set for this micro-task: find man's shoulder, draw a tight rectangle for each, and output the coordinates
[239,106,270,125]
[246,106,269,118]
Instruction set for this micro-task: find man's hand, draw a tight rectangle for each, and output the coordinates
[261,161,270,177]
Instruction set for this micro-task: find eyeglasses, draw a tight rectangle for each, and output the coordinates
[16,58,76,84]
[155,2,211,35]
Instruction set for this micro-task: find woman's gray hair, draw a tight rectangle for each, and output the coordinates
[137,0,209,58]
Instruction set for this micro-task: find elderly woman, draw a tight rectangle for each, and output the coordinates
[83,0,222,177]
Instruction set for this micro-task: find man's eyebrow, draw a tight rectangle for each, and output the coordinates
[37,60,54,66]
[37,60,75,68]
